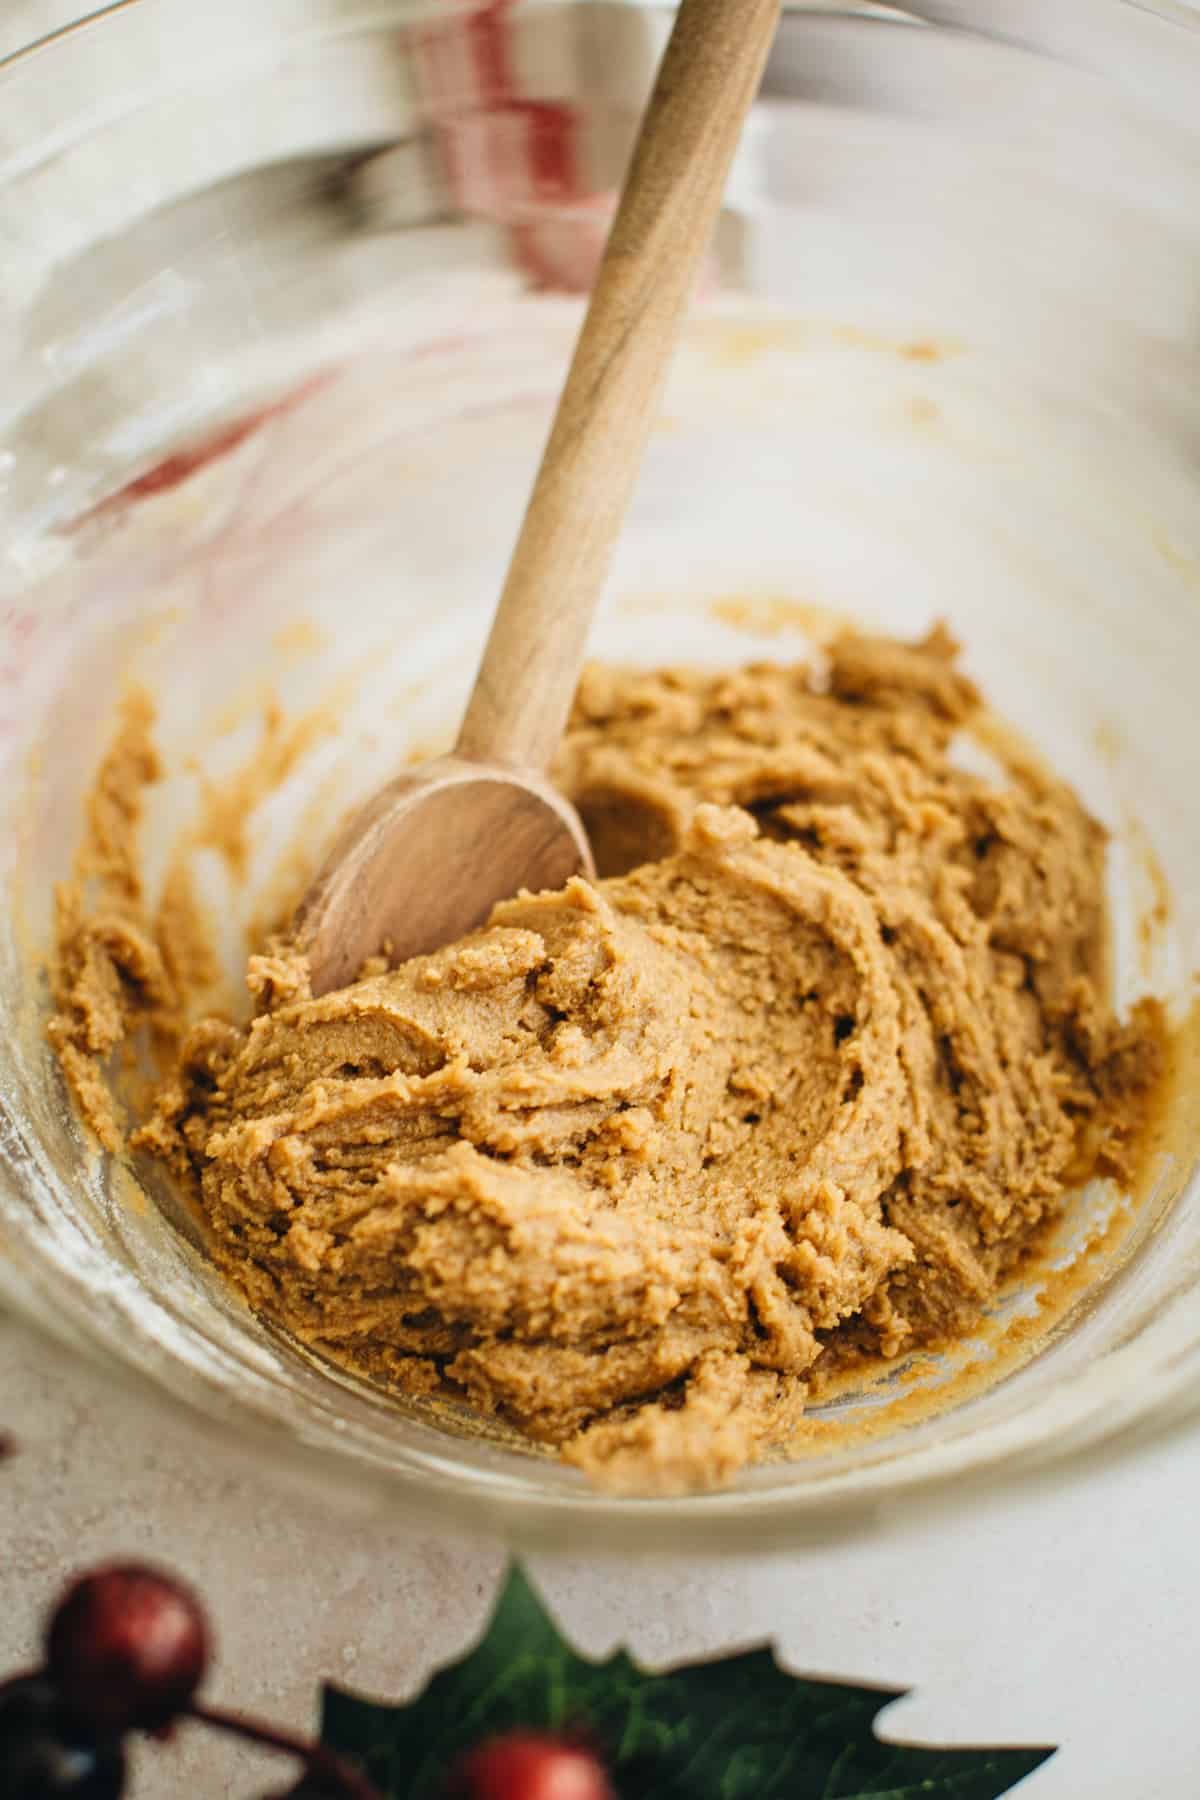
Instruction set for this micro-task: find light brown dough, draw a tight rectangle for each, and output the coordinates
[115,628,1163,1492]
[46,690,175,1152]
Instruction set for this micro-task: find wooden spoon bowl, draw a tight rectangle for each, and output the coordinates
[293,759,592,997]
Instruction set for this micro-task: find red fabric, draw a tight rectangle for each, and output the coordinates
[412,1,621,292]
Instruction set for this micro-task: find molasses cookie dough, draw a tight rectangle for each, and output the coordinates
[69,628,1164,1492]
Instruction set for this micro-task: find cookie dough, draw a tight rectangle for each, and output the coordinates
[118,628,1162,1491]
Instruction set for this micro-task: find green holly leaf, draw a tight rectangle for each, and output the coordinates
[321,1563,1053,1799]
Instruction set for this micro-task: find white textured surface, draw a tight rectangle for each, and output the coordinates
[4,1309,1200,1799]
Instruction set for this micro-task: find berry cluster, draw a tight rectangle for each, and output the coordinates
[1,1563,615,1800]
[1,1564,376,1799]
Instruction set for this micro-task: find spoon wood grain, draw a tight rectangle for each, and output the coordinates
[294,0,781,997]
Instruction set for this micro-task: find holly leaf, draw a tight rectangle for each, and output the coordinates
[320,1564,1053,1799]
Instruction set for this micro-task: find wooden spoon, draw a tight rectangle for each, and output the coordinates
[294,0,781,996]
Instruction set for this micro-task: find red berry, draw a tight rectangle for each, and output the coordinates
[45,1564,210,1736]
[444,1732,615,1800]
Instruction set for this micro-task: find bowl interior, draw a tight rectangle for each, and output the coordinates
[2,2,1200,1534]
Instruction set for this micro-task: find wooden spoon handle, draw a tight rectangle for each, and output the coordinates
[455,0,780,771]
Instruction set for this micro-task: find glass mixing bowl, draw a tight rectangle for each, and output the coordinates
[2,0,1199,1545]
